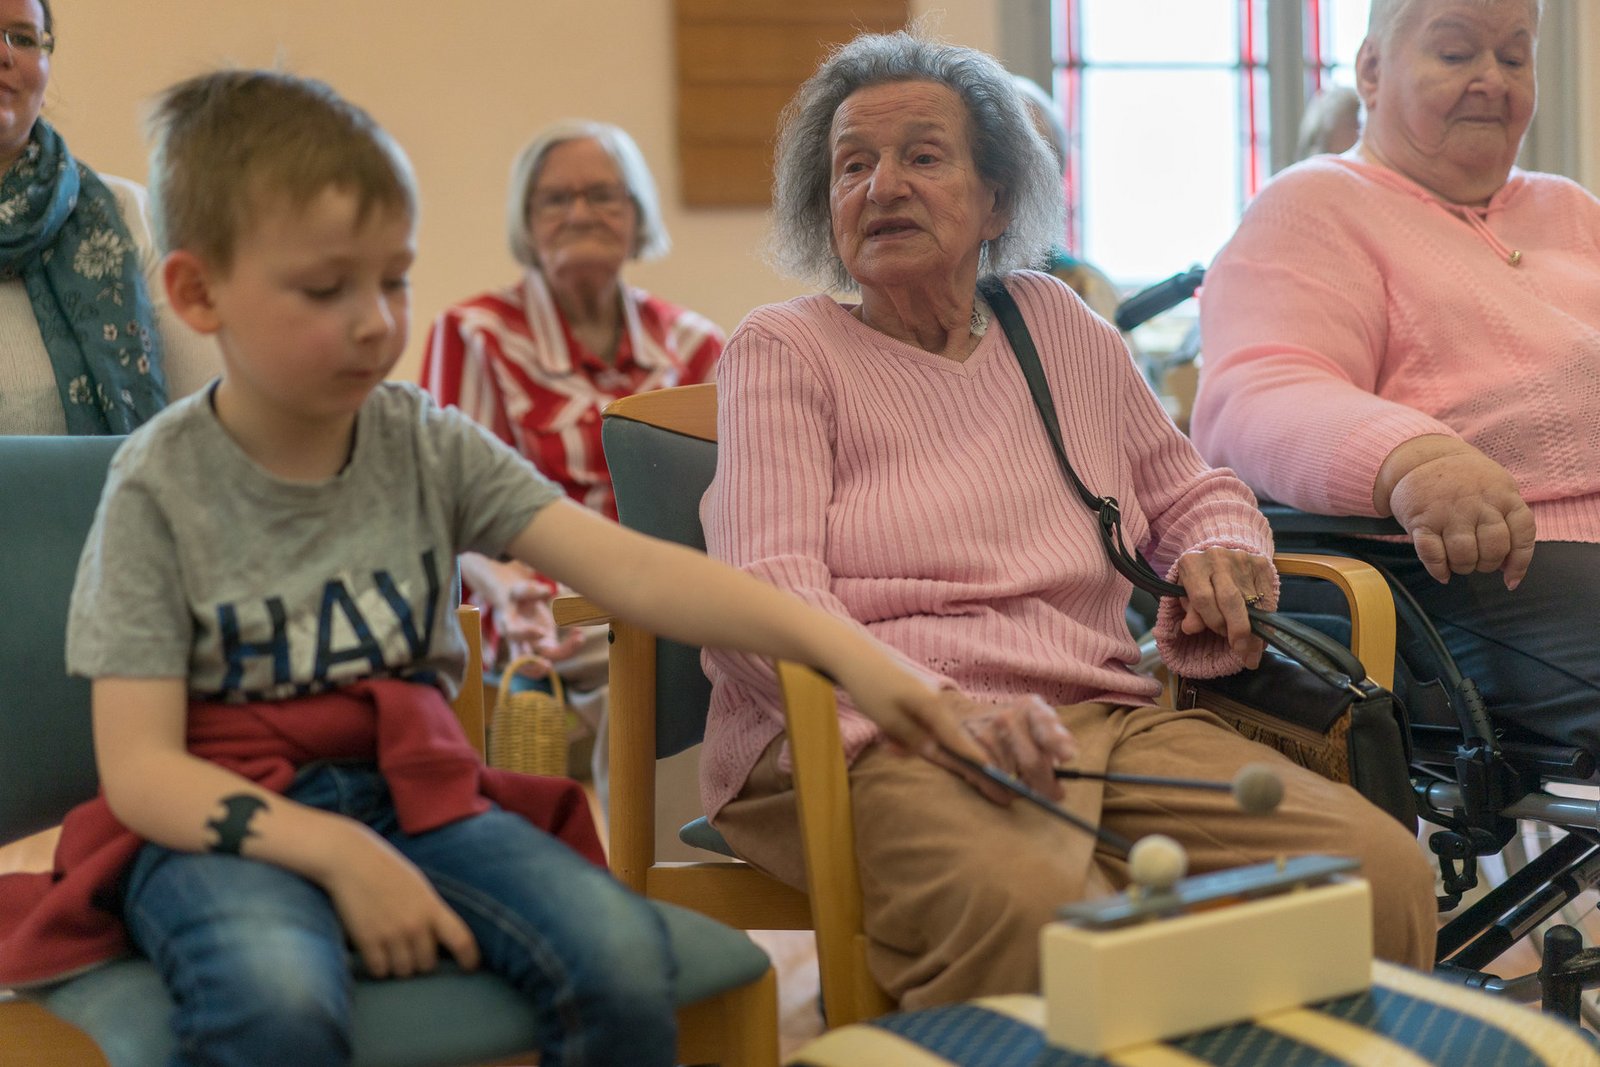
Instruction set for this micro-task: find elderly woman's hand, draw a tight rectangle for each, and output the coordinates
[459,554,585,673]
[1173,547,1275,669]
[496,581,587,670]
[836,664,1068,806]
[941,693,1077,804]
[1376,436,1536,590]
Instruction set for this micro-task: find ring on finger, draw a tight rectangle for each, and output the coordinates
[1242,593,1264,606]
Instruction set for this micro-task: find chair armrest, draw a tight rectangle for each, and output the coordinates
[452,605,487,757]
[1273,553,1397,690]
[553,595,611,628]
[0,824,60,876]
[778,661,894,1027]
[0,1000,110,1066]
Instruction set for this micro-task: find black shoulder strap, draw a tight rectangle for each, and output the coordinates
[978,276,1103,515]
[978,274,1375,693]
[979,275,1182,601]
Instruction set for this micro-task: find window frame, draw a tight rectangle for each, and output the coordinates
[1002,0,1583,276]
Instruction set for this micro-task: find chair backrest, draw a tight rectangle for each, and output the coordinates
[602,384,718,759]
[601,384,885,1026]
[0,436,125,843]
[0,436,490,848]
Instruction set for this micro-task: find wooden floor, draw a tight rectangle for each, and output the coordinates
[580,783,826,1055]
[748,931,826,1056]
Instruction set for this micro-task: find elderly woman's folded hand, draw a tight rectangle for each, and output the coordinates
[1174,546,1276,669]
[1376,435,1536,589]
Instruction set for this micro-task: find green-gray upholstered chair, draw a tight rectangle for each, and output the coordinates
[550,384,894,1032]
[0,434,777,1067]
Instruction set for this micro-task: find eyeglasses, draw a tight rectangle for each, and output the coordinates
[1,27,54,57]
[529,183,631,217]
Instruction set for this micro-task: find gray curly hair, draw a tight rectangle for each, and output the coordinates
[769,31,1064,292]
[1366,0,1542,46]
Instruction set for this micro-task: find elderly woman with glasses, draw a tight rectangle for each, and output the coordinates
[0,0,216,434]
[700,30,1435,1008]
[1194,0,1600,755]
[422,120,723,805]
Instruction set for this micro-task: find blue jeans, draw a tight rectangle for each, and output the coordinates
[122,762,676,1067]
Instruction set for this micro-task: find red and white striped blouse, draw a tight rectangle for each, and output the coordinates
[422,271,724,524]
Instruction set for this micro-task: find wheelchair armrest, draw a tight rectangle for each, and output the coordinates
[1498,738,1597,783]
[1412,723,1596,784]
[1260,502,1405,539]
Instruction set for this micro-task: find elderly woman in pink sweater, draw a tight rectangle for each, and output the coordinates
[1193,0,1598,753]
[700,30,1435,1009]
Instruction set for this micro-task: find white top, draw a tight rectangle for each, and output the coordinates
[0,174,220,434]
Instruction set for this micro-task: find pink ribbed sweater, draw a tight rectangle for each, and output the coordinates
[699,271,1273,816]
[1194,157,1600,541]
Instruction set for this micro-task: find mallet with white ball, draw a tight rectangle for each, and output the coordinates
[1055,763,1285,815]
[1126,833,1189,894]
[941,751,1287,860]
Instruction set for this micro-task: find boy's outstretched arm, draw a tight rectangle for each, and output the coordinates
[92,678,481,978]
[508,500,1028,788]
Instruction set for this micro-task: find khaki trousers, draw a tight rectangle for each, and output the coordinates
[713,702,1436,1010]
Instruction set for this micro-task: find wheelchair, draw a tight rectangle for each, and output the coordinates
[1264,511,1600,1022]
[1114,268,1600,1024]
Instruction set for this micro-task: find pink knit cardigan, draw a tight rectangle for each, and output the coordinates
[1193,156,1600,542]
[699,271,1274,816]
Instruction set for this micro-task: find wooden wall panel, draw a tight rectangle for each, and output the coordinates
[680,0,904,19]
[676,0,909,207]
[679,86,797,142]
[677,146,783,207]
[679,26,857,84]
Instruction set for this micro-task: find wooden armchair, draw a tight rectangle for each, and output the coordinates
[0,434,775,1067]
[573,383,894,1032]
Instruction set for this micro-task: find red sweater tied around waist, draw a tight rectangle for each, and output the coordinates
[0,679,603,988]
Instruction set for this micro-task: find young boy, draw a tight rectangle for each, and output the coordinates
[53,70,996,1065]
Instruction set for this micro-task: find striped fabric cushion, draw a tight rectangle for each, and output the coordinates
[790,963,1597,1066]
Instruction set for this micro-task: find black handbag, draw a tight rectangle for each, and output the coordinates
[978,276,1416,829]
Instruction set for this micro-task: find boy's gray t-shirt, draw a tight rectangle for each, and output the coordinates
[66,382,563,702]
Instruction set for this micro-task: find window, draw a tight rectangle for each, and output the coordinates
[1052,0,1369,286]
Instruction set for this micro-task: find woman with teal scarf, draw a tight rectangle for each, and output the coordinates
[0,0,216,434]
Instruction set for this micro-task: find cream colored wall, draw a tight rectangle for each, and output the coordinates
[44,0,1600,382]
[53,0,997,383]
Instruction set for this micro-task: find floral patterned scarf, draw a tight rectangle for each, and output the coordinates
[0,120,165,433]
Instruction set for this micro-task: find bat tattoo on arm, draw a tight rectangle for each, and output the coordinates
[206,794,268,855]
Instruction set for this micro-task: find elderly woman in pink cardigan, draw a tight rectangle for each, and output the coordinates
[1193,0,1598,753]
[699,30,1435,1009]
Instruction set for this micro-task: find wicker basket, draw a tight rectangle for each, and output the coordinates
[488,656,570,778]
